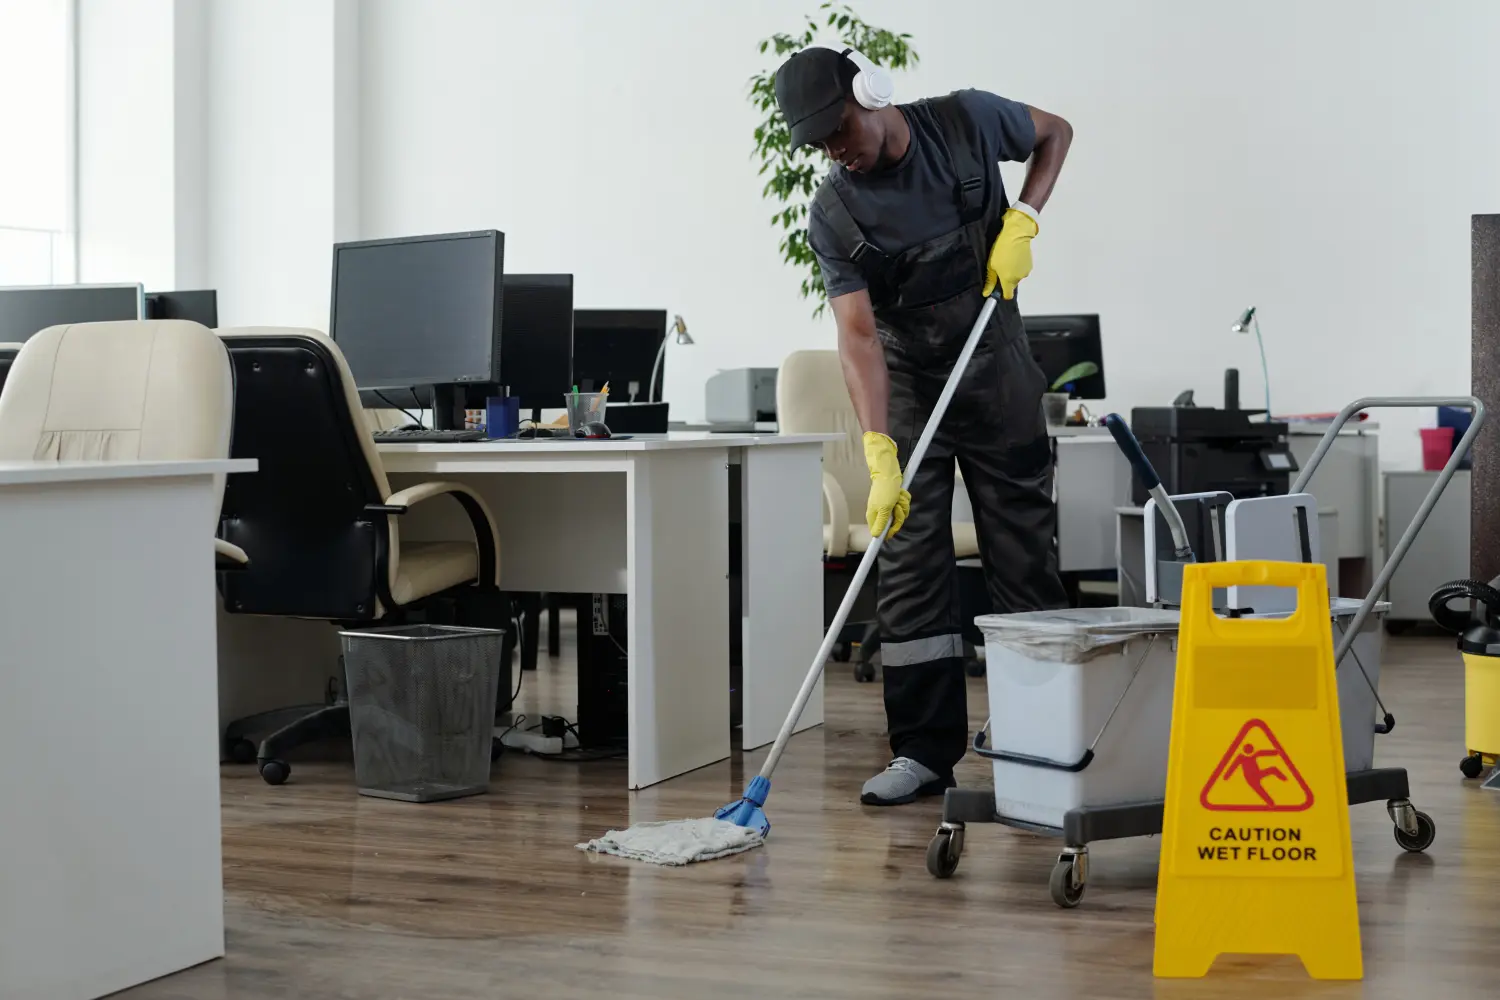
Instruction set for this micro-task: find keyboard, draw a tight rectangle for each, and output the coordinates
[372,427,487,444]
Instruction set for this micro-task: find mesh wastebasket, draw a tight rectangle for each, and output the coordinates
[340,623,507,803]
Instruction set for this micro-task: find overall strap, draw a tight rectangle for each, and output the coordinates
[927,93,988,224]
[813,177,892,273]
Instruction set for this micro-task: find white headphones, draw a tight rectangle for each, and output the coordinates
[836,46,894,110]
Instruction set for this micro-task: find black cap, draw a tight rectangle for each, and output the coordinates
[775,48,851,149]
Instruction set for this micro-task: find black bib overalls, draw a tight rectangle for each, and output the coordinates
[814,94,1069,776]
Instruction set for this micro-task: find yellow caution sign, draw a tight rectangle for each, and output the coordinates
[1154,560,1361,980]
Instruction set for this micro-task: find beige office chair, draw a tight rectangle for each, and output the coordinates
[0,321,247,567]
[0,342,23,399]
[215,327,507,785]
[776,350,981,559]
[778,349,984,680]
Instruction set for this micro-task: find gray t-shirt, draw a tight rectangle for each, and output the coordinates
[807,89,1036,300]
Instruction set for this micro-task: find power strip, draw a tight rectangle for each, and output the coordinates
[495,727,581,755]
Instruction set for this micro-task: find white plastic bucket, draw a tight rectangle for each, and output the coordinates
[977,608,1181,828]
[977,601,1389,829]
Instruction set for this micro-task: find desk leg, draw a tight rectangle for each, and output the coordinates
[627,450,731,788]
[739,443,825,749]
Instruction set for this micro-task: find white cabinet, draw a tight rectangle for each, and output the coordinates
[1383,470,1470,621]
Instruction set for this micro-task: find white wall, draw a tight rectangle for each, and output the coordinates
[359,0,1500,462]
[204,0,359,332]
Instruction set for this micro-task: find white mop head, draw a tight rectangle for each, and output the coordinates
[577,817,764,866]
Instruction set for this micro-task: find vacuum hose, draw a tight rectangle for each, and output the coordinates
[1428,578,1500,635]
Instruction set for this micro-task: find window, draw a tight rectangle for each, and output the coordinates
[0,0,74,285]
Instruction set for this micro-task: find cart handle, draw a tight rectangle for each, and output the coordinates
[1293,396,1486,665]
[972,729,1095,773]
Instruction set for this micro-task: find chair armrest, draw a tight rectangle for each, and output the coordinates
[380,481,500,587]
[823,471,850,557]
[215,538,249,571]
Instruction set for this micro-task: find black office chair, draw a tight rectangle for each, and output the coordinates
[216,327,512,785]
[0,342,21,398]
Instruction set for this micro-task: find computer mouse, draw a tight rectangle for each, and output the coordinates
[578,422,613,439]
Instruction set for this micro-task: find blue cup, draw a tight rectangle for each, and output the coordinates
[486,396,521,439]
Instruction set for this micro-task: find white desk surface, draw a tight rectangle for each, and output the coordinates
[0,458,256,486]
[1048,424,1110,438]
[376,431,840,456]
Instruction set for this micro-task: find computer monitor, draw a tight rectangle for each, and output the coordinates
[501,274,573,414]
[0,283,143,342]
[1022,313,1106,399]
[146,290,218,328]
[572,309,668,402]
[330,230,504,430]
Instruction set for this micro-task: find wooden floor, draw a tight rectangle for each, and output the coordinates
[124,634,1499,999]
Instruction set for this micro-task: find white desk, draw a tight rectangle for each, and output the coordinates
[0,458,254,1000]
[379,432,836,788]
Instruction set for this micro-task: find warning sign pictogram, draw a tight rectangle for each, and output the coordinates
[1199,718,1314,812]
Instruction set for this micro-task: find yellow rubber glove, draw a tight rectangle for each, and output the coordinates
[982,206,1039,300]
[863,431,911,539]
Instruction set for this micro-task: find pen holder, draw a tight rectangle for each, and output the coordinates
[565,392,608,436]
[486,396,521,439]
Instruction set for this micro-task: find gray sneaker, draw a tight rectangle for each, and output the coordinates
[860,757,954,806]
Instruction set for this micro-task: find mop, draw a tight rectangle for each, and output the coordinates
[578,294,1003,865]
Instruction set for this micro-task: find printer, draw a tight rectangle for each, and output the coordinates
[1129,406,1297,504]
[705,367,778,427]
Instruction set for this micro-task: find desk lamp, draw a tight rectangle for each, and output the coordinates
[1231,306,1270,417]
[649,314,693,403]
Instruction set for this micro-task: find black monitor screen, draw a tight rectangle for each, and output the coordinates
[1022,313,1106,399]
[572,309,667,402]
[331,231,502,388]
[146,290,218,328]
[501,274,573,410]
[0,284,142,342]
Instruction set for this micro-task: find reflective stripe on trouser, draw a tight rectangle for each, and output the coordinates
[877,298,1069,776]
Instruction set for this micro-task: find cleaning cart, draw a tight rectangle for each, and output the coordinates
[925,396,1485,907]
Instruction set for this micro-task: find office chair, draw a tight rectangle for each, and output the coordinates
[0,322,246,569]
[0,342,21,399]
[777,350,984,681]
[215,327,508,785]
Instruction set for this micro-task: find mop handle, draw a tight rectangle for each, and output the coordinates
[756,295,1001,781]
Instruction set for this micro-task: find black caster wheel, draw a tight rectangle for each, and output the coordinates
[259,759,291,786]
[1049,858,1086,908]
[831,642,852,663]
[1461,753,1484,779]
[1394,810,1436,853]
[225,737,257,764]
[853,662,877,683]
[925,828,963,879]
[964,659,986,678]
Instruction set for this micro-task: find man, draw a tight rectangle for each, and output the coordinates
[774,46,1073,805]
